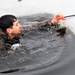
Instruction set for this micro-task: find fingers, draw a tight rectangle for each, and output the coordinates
[54,14,66,20]
[51,14,66,24]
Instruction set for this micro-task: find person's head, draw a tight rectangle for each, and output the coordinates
[0,14,22,38]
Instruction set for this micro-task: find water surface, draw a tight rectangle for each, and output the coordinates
[0,13,67,74]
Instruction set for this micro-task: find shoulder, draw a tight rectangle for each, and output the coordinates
[0,38,6,50]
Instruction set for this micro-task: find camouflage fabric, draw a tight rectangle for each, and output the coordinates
[0,28,20,50]
[0,21,62,50]
[0,39,6,50]
[22,20,60,32]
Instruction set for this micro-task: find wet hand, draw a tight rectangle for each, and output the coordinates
[51,14,66,24]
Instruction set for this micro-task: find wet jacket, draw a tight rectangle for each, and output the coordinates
[0,21,60,50]
[23,20,60,32]
[0,29,20,50]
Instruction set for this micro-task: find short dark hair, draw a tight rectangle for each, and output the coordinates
[0,15,17,31]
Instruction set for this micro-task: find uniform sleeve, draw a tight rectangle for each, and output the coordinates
[21,20,60,32]
[22,20,53,31]
[22,24,38,32]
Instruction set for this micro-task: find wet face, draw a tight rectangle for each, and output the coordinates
[7,19,22,38]
[12,20,22,35]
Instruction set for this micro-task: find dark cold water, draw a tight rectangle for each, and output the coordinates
[0,13,72,74]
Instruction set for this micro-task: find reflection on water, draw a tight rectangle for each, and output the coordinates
[0,13,67,73]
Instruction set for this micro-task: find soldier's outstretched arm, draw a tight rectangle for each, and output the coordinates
[21,14,66,31]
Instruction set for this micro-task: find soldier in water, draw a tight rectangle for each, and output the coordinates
[0,14,66,51]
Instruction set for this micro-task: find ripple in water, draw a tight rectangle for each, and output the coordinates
[0,13,67,73]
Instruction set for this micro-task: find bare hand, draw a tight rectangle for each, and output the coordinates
[51,14,66,24]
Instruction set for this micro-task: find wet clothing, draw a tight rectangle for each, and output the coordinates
[23,20,60,32]
[0,29,20,50]
[0,20,61,50]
